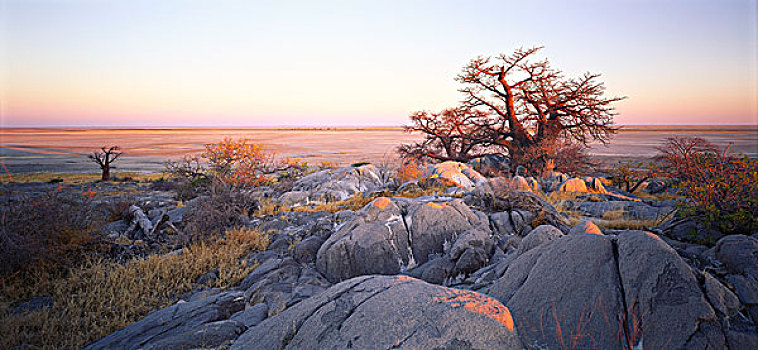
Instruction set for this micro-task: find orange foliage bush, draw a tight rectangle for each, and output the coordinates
[397,160,424,182]
[656,137,758,234]
[203,137,277,187]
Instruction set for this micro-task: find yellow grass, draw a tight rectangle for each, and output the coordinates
[553,205,665,231]
[596,209,662,230]
[2,172,164,184]
[0,227,269,350]
[541,191,582,206]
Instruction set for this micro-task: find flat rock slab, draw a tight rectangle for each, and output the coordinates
[84,291,245,350]
[561,200,675,221]
[231,275,522,349]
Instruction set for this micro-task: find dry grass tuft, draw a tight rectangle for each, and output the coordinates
[0,227,269,350]
[2,172,163,184]
[601,208,625,221]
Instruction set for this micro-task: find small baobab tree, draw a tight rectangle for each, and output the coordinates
[88,146,122,181]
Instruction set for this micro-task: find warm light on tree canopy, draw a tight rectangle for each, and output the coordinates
[402,47,625,173]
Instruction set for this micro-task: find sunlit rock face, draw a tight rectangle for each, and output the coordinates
[231,275,523,350]
[422,161,487,190]
[316,197,486,283]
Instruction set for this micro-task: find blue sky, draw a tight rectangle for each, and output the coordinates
[1,0,756,126]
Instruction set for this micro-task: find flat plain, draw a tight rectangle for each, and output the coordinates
[1,126,756,174]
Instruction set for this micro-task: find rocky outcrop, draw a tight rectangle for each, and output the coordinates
[568,219,604,236]
[84,291,246,350]
[422,161,486,189]
[517,225,563,254]
[316,197,485,282]
[556,177,607,193]
[277,164,387,205]
[231,275,523,349]
[486,231,735,349]
[714,235,758,326]
[510,176,540,192]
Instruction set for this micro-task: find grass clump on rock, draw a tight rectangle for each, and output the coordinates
[0,227,269,349]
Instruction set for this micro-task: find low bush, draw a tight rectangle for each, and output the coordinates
[512,138,594,176]
[656,137,758,234]
[204,138,277,187]
[397,160,424,183]
[0,191,106,276]
[607,161,653,193]
[180,189,260,241]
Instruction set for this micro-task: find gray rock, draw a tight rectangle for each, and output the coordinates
[486,231,728,349]
[11,296,53,314]
[469,154,510,177]
[444,186,467,195]
[84,291,245,350]
[517,225,563,254]
[141,320,246,350]
[277,191,310,207]
[568,219,603,236]
[195,269,218,286]
[231,275,522,349]
[714,235,758,277]
[412,257,456,285]
[616,230,725,349]
[230,303,269,328]
[661,219,724,244]
[266,236,292,253]
[488,234,625,349]
[448,228,492,261]
[282,164,387,205]
[102,220,128,238]
[333,209,354,223]
[703,272,740,316]
[397,180,422,193]
[490,211,517,236]
[293,235,326,264]
[560,200,675,221]
[316,197,481,283]
[453,247,489,276]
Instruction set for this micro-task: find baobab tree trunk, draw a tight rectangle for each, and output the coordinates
[88,146,122,181]
[101,163,111,181]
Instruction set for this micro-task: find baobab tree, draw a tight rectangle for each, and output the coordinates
[401,46,624,174]
[398,107,504,162]
[88,146,122,181]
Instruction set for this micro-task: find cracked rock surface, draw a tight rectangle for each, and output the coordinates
[84,291,245,350]
[486,231,738,349]
[231,275,522,350]
[316,197,485,283]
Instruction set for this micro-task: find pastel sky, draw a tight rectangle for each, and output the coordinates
[1,0,756,127]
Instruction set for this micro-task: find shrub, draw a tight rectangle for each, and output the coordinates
[203,138,277,187]
[0,191,105,276]
[511,138,594,176]
[608,161,654,193]
[164,155,208,183]
[656,137,758,234]
[398,160,424,182]
[181,189,259,241]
